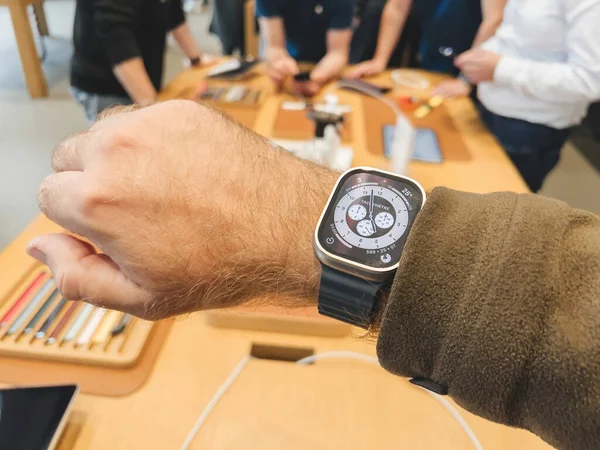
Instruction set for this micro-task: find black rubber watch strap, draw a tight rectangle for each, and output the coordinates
[318,265,387,328]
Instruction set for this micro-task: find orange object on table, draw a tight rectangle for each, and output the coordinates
[397,96,419,111]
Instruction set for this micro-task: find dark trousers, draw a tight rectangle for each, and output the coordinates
[475,101,570,193]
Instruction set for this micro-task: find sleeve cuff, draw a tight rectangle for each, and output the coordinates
[169,2,186,31]
[493,55,521,87]
[169,18,185,31]
[103,36,141,67]
[376,187,572,431]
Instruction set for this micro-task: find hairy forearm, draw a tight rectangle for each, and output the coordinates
[113,58,157,106]
[185,137,337,313]
[312,51,348,84]
[373,0,410,65]
[171,22,202,60]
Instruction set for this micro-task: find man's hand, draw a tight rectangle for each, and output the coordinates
[192,53,218,68]
[432,78,472,98]
[29,101,336,319]
[347,58,387,79]
[267,48,299,87]
[454,49,501,84]
[292,79,323,97]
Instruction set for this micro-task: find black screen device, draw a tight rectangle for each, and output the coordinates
[0,384,79,450]
[206,59,259,79]
[294,71,311,82]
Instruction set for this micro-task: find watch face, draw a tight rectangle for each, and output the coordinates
[316,169,424,273]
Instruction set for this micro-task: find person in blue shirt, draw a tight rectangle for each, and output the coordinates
[257,0,355,96]
[348,0,506,97]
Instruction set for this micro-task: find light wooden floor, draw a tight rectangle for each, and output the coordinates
[0,0,598,250]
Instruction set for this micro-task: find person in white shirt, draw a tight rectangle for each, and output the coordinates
[450,0,600,192]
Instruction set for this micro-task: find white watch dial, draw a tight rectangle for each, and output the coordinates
[334,186,410,250]
[356,219,375,237]
[348,204,367,221]
[375,212,394,229]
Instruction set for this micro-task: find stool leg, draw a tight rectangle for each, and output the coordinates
[33,1,50,36]
[8,1,48,98]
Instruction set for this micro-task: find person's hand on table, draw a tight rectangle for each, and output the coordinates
[432,78,472,98]
[28,101,336,319]
[346,58,387,79]
[266,48,299,88]
[454,49,501,84]
[187,53,219,69]
[199,53,218,67]
[292,72,324,98]
[292,80,322,97]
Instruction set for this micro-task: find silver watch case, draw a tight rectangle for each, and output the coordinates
[313,166,426,282]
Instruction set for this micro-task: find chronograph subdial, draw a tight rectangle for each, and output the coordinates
[375,212,394,229]
[348,204,367,221]
[356,219,376,237]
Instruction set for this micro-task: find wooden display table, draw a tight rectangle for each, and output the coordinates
[1,0,49,98]
[160,64,528,194]
[1,66,547,450]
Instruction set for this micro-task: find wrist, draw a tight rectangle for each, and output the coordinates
[274,157,338,304]
[267,46,289,62]
[372,55,389,69]
[457,73,473,88]
[137,94,157,107]
[191,135,338,311]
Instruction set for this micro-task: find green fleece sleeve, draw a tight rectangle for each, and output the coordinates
[377,187,600,450]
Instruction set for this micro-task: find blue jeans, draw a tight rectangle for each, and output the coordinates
[71,87,132,124]
[475,101,569,192]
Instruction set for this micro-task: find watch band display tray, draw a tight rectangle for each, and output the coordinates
[0,266,154,368]
[0,217,171,396]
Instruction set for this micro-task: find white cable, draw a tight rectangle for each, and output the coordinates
[180,352,483,450]
[179,355,252,450]
[337,79,402,117]
[423,390,484,450]
[298,351,483,450]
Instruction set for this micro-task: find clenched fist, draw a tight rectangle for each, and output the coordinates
[454,49,501,84]
[28,101,336,319]
[266,47,299,87]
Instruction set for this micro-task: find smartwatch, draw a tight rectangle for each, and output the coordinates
[313,167,426,328]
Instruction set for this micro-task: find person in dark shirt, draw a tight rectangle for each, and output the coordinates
[348,0,506,97]
[256,0,355,96]
[70,0,213,122]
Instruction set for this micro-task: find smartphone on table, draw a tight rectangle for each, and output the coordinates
[0,384,79,450]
